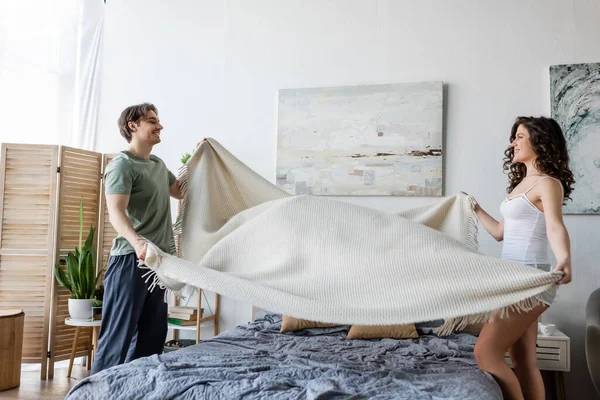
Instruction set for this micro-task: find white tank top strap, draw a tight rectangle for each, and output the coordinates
[522,176,550,194]
[523,175,564,198]
[547,175,565,198]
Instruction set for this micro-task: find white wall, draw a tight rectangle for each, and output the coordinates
[98,1,600,398]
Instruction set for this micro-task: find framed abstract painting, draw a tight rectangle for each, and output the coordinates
[276,82,444,196]
[550,63,600,214]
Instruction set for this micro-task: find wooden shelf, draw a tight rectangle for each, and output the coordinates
[167,315,216,331]
[171,201,222,344]
[170,288,220,343]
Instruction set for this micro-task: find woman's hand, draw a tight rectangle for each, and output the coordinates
[461,191,504,241]
[461,191,480,211]
[555,258,572,284]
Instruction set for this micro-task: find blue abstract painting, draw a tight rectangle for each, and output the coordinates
[276,82,444,196]
[550,63,600,214]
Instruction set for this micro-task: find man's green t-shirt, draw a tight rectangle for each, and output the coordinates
[104,151,177,256]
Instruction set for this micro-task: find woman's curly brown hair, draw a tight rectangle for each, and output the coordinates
[503,116,575,204]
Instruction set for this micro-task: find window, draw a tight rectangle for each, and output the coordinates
[0,0,103,149]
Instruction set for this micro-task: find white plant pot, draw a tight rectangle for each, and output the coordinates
[68,298,93,321]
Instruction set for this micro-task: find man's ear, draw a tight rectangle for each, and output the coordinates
[128,121,138,132]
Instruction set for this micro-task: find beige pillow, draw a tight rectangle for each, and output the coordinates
[280,315,339,333]
[347,324,419,340]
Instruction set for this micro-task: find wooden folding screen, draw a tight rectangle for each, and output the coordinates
[0,144,117,379]
[47,147,103,378]
[97,155,117,273]
[0,144,58,380]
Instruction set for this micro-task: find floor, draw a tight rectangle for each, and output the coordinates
[0,366,89,400]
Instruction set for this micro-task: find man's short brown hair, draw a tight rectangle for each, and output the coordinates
[117,103,158,143]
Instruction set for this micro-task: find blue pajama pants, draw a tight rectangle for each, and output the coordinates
[91,253,168,374]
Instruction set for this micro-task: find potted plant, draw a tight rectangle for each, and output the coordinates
[92,285,104,320]
[54,199,104,321]
[181,152,192,164]
[181,141,203,165]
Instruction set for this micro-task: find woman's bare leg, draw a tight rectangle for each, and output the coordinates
[474,305,548,400]
[509,320,545,400]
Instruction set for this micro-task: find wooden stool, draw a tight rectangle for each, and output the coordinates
[0,309,24,391]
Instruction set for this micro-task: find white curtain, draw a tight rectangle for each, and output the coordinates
[0,0,104,150]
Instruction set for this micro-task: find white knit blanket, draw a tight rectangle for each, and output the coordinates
[144,139,562,335]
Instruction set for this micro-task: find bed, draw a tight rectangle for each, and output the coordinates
[65,314,502,399]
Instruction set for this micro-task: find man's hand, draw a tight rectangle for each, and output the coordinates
[134,238,147,261]
[196,138,207,148]
[170,179,183,200]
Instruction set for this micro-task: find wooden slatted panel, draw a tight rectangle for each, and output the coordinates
[47,147,102,378]
[0,144,58,380]
[97,154,117,275]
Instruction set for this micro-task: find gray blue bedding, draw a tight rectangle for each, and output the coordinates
[66,315,502,399]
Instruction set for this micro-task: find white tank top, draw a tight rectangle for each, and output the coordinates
[499,176,563,265]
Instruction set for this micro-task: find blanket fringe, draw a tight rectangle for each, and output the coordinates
[174,160,190,258]
[163,157,190,300]
[464,195,480,252]
[137,247,186,300]
[433,294,546,336]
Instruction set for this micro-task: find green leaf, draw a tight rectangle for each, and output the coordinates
[66,252,80,298]
[78,197,84,253]
[85,252,95,298]
[87,227,97,264]
[79,258,88,298]
[181,152,191,164]
[84,226,95,252]
[79,250,95,298]
[54,264,72,292]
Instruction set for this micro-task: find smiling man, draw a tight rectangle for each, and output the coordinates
[92,103,183,374]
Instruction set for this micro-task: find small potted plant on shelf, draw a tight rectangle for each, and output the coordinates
[92,284,104,320]
[181,152,192,165]
[54,199,104,321]
[181,141,204,165]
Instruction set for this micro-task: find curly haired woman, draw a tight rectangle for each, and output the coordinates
[465,116,575,400]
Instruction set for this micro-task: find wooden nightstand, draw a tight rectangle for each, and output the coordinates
[505,328,570,400]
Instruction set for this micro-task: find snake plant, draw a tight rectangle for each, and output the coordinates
[54,198,104,299]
